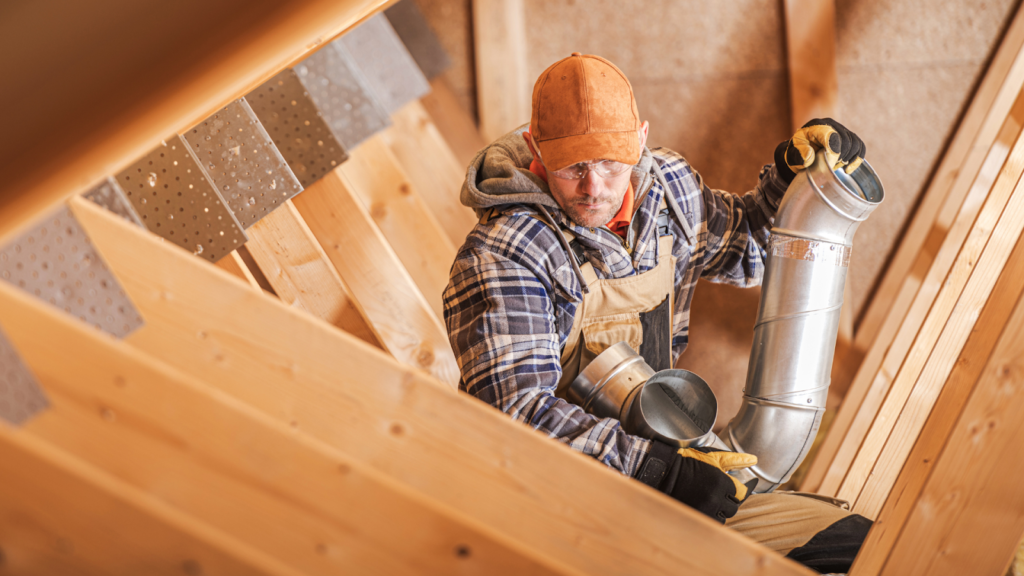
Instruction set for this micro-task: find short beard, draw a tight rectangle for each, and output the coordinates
[563,197,621,228]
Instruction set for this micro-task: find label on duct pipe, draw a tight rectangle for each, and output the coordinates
[768,235,851,267]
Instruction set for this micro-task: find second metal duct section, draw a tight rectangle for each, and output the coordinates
[721,153,884,492]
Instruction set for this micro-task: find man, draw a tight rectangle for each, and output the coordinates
[444,52,871,573]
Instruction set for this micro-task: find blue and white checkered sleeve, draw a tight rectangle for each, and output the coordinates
[444,220,652,476]
[699,163,789,286]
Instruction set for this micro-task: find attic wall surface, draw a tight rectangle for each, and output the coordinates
[416,0,1017,421]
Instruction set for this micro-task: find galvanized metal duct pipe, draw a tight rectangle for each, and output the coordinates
[720,154,884,493]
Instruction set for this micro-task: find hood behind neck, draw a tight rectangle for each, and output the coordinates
[460,124,657,217]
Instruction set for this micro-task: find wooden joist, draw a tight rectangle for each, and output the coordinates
[783,0,839,129]
[818,113,1024,514]
[339,135,457,320]
[214,251,262,291]
[243,200,381,347]
[472,0,530,142]
[281,173,459,386]
[803,37,1024,495]
[382,100,479,248]
[66,195,813,576]
[0,431,290,576]
[0,276,557,576]
[877,310,1024,576]
[806,86,1024,496]
[804,5,1024,493]
[851,208,1024,575]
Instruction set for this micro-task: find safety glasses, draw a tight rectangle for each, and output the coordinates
[548,159,633,180]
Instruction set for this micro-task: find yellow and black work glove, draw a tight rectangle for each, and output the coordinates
[634,441,758,523]
[774,118,866,184]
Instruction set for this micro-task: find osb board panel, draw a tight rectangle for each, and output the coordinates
[522,0,786,79]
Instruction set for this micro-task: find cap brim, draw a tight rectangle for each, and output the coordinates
[537,131,640,172]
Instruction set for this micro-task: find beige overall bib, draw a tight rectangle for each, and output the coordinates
[555,230,676,394]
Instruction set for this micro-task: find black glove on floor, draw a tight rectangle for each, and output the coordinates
[634,441,758,523]
[775,118,866,184]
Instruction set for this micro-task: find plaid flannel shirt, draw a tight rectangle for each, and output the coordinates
[444,147,789,476]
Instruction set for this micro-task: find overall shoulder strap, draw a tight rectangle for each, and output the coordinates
[651,160,697,247]
[558,228,598,286]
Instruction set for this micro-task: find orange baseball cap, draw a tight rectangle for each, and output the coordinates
[530,53,641,172]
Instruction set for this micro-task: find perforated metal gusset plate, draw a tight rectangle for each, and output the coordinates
[0,205,145,338]
[385,0,452,80]
[183,99,304,228]
[295,41,391,150]
[83,177,144,228]
[246,69,349,188]
[0,325,49,426]
[340,14,430,114]
[115,136,247,262]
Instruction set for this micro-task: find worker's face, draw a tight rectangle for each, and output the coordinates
[529,122,649,229]
[547,166,632,228]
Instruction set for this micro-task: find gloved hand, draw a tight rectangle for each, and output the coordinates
[634,441,758,523]
[775,118,866,183]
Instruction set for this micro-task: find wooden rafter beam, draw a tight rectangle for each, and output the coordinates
[0,0,388,241]
[339,135,457,320]
[804,4,1024,494]
[811,106,1024,505]
[288,171,460,386]
[851,205,1024,575]
[67,196,813,576]
[0,277,560,575]
[783,0,839,130]
[214,251,263,291]
[244,201,381,348]
[0,431,291,576]
[472,0,530,142]
[382,99,479,248]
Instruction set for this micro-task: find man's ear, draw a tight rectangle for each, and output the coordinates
[638,121,650,150]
